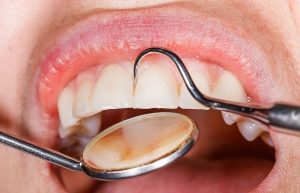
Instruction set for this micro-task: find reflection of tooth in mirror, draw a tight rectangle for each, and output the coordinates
[82,112,197,171]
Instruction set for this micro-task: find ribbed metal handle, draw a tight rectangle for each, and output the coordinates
[268,104,300,132]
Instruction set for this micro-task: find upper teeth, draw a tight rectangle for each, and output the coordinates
[57,87,80,128]
[73,79,95,118]
[57,58,272,147]
[92,64,134,111]
[221,112,239,125]
[179,61,210,110]
[212,70,248,102]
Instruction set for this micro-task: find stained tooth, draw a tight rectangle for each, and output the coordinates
[57,87,79,129]
[59,125,76,138]
[221,112,240,125]
[212,71,248,102]
[260,132,274,147]
[73,80,95,118]
[133,63,178,108]
[237,120,264,141]
[92,64,133,111]
[179,64,210,110]
[80,113,102,137]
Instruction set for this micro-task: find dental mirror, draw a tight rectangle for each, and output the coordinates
[0,112,198,180]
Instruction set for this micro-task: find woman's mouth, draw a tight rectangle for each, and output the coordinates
[33,2,276,193]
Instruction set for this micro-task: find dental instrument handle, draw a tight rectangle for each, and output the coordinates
[211,101,300,133]
[213,102,300,133]
[268,104,300,132]
[0,131,82,171]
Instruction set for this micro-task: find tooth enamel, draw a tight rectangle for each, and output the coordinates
[260,132,274,147]
[92,64,133,111]
[237,120,264,141]
[133,63,178,108]
[212,71,248,102]
[73,80,95,118]
[57,87,79,129]
[80,113,102,137]
[179,64,210,110]
[221,112,240,125]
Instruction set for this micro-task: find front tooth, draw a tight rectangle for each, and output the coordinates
[57,87,79,128]
[179,64,210,110]
[73,80,95,118]
[212,71,248,102]
[133,63,178,108]
[92,64,133,111]
[237,120,264,141]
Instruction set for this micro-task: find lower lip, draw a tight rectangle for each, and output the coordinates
[37,4,272,129]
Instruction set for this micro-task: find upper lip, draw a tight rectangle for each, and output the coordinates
[35,2,273,129]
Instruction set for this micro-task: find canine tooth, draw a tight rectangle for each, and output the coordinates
[133,63,178,108]
[237,120,264,141]
[221,112,240,125]
[260,132,274,147]
[212,71,248,102]
[73,80,95,118]
[57,87,79,129]
[92,64,133,111]
[80,113,102,137]
[179,64,210,110]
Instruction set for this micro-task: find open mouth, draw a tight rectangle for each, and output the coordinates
[34,2,276,193]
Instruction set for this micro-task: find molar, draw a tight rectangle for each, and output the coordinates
[133,62,178,108]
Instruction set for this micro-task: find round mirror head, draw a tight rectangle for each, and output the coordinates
[81,112,198,180]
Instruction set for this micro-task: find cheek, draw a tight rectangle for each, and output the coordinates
[288,0,300,32]
[0,0,64,123]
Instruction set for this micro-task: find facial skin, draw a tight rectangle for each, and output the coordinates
[0,0,300,192]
